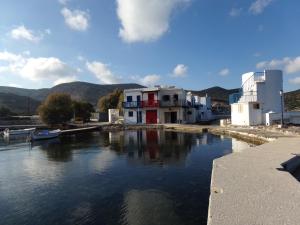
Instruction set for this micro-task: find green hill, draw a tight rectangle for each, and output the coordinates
[0,82,144,115]
[190,86,240,102]
[284,89,300,111]
[0,93,41,115]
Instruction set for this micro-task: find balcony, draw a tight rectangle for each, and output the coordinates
[160,100,187,107]
[122,101,142,108]
[238,91,258,103]
[142,100,160,108]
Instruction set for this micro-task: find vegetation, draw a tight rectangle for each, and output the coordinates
[0,92,40,115]
[38,93,73,125]
[285,89,300,111]
[0,106,14,117]
[97,89,124,113]
[72,100,94,122]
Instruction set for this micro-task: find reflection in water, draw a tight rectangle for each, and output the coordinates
[0,130,256,225]
[121,189,181,225]
[231,138,255,153]
[90,150,116,174]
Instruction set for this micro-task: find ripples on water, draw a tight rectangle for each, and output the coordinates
[0,130,255,225]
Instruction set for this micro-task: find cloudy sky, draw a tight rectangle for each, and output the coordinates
[0,0,300,90]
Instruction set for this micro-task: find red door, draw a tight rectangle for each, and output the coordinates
[146,110,157,124]
[148,93,155,105]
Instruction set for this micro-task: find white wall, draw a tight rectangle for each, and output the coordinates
[124,109,140,124]
[124,91,142,102]
[262,70,283,113]
[231,103,250,126]
[109,109,120,123]
[248,103,262,125]
[231,103,263,126]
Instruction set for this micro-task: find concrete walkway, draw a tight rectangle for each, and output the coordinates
[208,137,300,225]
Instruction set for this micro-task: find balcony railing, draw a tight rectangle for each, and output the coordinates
[238,91,258,103]
[142,100,160,107]
[122,101,142,108]
[160,100,184,107]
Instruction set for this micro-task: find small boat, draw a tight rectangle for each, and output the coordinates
[30,129,61,141]
[3,128,36,137]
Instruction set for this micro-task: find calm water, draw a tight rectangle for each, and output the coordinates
[0,130,254,225]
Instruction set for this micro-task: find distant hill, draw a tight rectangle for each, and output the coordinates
[284,89,300,111]
[190,86,240,102]
[0,82,144,114]
[0,82,299,115]
[0,93,41,115]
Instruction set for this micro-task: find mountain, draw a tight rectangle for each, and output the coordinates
[0,82,144,114]
[0,82,299,115]
[190,86,240,102]
[284,89,300,111]
[0,93,41,114]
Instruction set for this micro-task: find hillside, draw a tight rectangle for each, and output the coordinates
[190,86,240,102]
[285,89,300,111]
[0,82,299,115]
[0,93,41,115]
[0,82,144,114]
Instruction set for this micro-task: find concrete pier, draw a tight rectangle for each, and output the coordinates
[208,137,300,225]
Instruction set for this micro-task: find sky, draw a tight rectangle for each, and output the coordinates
[0,0,300,91]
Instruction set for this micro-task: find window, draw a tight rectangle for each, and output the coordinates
[173,94,178,101]
[253,103,260,109]
[127,96,132,102]
[162,95,170,101]
[137,95,141,102]
[128,111,133,117]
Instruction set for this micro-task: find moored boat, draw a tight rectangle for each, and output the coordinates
[3,128,36,137]
[30,129,61,141]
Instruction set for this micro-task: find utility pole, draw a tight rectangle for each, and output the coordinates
[279,90,284,127]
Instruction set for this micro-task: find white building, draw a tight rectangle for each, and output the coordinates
[123,86,213,124]
[231,70,300,126]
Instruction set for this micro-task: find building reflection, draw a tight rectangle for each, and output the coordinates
[231,138,255,153]
[108,129,210,166]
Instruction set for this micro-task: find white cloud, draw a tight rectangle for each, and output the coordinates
[10,25,48,43]
[20,57,75,81]
[61,7,90,31]
[249,0,273,15]
[8,83,22,88]
[219,68,230,76]
[53,76,77,86]
[0,51,23,62]
[229,8,242,17]
[256,56,300,74]
[86,61,121,84]
[133,74,161,87]
[289,77,300,85]
[172,64,188,77]
[117,0,189,43]
[0,50,77,83]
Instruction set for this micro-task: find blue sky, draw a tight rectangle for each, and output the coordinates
[0,0,300,91]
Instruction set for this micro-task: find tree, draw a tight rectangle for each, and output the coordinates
[38,93,73,125]
[97,89,123,113]
[72,100,94,122]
